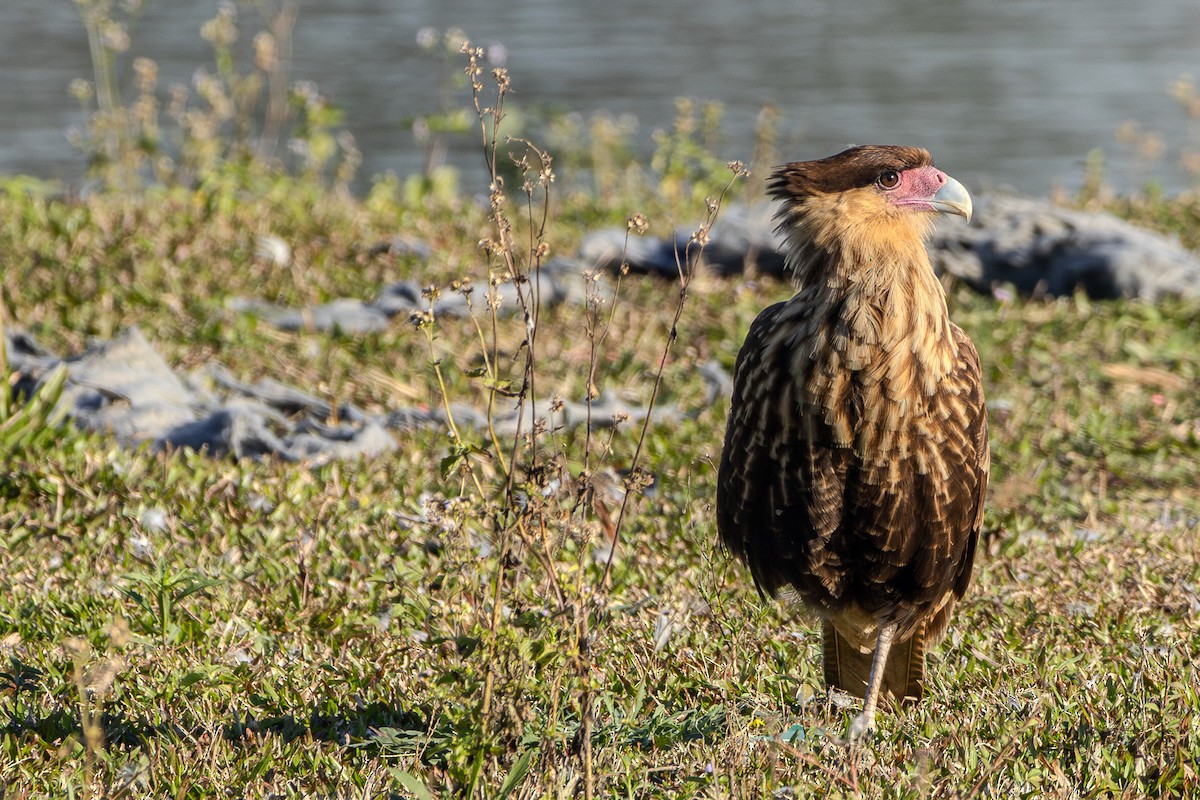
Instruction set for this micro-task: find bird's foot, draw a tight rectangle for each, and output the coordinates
[844,711,875,744]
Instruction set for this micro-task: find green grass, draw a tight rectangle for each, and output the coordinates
[10,13,1194,795]
[1,163,1199,799]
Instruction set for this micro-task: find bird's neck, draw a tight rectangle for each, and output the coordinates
[785,228,958,386]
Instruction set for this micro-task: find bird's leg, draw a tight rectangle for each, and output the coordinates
[846,621,898,743]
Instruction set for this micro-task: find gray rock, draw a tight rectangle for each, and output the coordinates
[929,194,1200,300]
[3,324,720,463]
[579,205,787,278]
[684,203,788,277]
[56,327,199,449]
[230,259,589,334]
[4,326,397,462]
[578,228,684,276]
[581,197,1200,299]
[226,297,393,334]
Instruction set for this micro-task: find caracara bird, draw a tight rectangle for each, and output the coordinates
[717,145,989,741]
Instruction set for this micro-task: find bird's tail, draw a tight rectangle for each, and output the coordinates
[822,620,925,707]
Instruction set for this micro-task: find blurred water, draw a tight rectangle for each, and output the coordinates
[2,0,1199,195]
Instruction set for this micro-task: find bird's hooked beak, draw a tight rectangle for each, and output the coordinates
[928,175,972,223]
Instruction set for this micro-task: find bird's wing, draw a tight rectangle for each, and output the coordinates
[717,301,852,600]
[954,323,990,585]
[922,322,990,643]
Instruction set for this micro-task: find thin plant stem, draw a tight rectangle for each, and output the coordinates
[600,165,746,589]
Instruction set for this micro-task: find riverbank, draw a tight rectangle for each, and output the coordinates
[2,156,1199,795]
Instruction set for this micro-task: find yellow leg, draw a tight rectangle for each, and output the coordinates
[846,621,897,742]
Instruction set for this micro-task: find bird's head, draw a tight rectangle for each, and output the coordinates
[768,146,971,281]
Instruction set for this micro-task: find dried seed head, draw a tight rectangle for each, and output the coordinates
[623,468,654,492]
[627,213,649,235]
[107,616,132,648]
[64,636,90,661]
[133,57,158,93]
[69,79,93,102]
[416,26,439,52]
[253,32,277,72]
[100,20,132,53]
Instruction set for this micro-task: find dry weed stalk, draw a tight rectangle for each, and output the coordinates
[417,41,745,797]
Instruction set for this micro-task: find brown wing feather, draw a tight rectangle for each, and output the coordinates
[924,323,990,644]
[717,300,853,601]
[717,305,989,638]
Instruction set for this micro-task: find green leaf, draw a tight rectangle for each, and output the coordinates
[0,362,68,457]
[780,723,806,743]
[179,671,208,688]
[440,452,464,477]
[173,575,222,601]
[390,769,435,800]
[483,376,517,397]
[495,747,535,800]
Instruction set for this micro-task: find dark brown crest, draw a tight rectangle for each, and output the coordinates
[768,145,933,202]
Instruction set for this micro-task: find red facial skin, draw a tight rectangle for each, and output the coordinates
[886,165,972,221]
[890,166,949,211]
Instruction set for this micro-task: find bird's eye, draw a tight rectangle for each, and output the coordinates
[877,169,901,190]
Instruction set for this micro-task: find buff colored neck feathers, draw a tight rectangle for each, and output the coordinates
[776,186,957,390]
